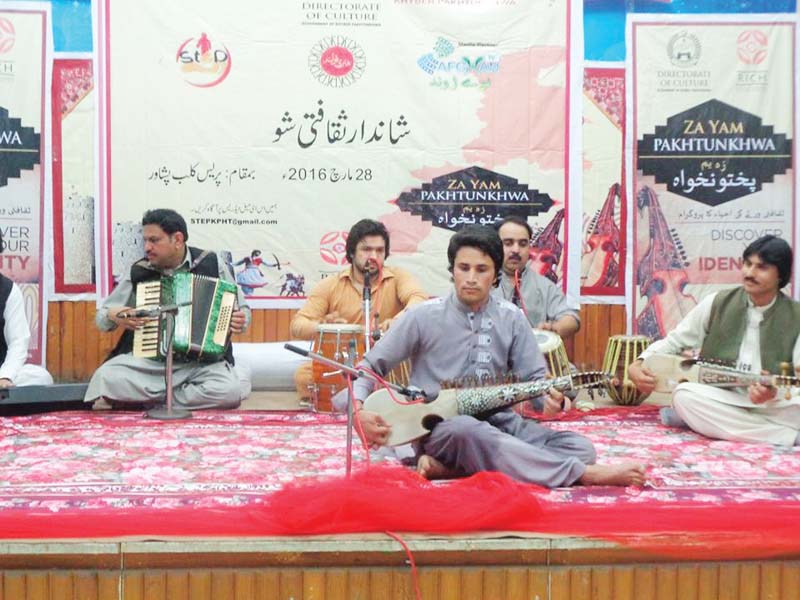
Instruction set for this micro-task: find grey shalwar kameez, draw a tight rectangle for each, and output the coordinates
[353,291,595,488]
[84,248,251,409]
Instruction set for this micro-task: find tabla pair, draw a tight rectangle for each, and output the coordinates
[535,330,652,406]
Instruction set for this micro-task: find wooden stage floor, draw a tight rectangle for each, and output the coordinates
[2,391,799,600]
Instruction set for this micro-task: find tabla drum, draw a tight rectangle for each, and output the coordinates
[311,324,365,412]
[532,328,571,378]
[601,334,651,405]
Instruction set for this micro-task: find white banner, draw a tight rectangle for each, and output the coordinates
[97,0,581,307]
[0,3,51,364]
[627,15,797,338]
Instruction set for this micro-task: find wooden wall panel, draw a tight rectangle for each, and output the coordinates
[45,302,624,383]
[0,561,799,600]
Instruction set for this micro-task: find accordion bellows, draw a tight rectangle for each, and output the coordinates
[133,272,237,362]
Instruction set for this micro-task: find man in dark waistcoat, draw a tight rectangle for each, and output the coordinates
[84,209,250,409]
[629,235,800,446]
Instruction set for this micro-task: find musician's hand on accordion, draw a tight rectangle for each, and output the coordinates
[108,306,154,331]
[229,309,247,334]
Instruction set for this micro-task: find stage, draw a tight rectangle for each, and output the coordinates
[1,405,799,599]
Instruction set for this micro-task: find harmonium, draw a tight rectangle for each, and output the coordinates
[133,272,237,362]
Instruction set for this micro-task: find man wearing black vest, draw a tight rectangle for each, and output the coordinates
[84,209,250,409]
[0,231,53,388]
[628,235,800,446]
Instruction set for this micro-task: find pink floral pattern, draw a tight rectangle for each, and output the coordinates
[584,67,624,129]
[0,408,798,524]
[57,64,93,116]
[540,406,800,506]
[0,411,369,513]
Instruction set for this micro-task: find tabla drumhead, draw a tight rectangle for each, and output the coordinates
[532,328,561,353]
[316,323,364,334]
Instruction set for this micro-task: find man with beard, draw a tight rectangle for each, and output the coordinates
[291,219,427,403]
[628,235,800,446]
[492,216,580,340]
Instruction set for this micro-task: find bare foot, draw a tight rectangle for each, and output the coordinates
[416,455,459,481]
[579,463,646,487]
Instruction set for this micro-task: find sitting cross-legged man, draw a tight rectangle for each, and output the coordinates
[84,208,250,410]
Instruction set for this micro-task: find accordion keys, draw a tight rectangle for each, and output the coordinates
[132,273,237,362]
[133,281,162,359]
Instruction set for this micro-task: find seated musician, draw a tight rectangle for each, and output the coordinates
[492,216,580,340]
[0,231,53,388]
[84,209,250,409]
[352,225,645,488]
[628,235,800,446]
[290,218,427,403]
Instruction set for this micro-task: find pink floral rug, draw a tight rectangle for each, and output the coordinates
[1,408,798,537]
[541,407,800,506]
[0,411,361,514]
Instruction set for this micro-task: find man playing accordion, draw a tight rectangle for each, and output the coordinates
[84,209,250,410]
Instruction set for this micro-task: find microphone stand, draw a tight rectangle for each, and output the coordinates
[147,305,192,421]
[345,339,356,478]
[284,344,414,397]
[362,270,372,353]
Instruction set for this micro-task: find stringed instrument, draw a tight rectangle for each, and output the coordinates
[530,208,564,284]
[635,186,697,338]
[363,372,609,446]
[581,183,621,288]
[642,353,800,394]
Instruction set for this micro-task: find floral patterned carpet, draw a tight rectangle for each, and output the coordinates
[0,407,798,539]
[0,411,357,514]
[541,406,800,506]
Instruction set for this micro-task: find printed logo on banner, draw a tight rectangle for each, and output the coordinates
[396,166,552,231]
[0,17,15,78]
[417,37,499,91]
[637,99,792,206]
[319,230,349,265]
[308,36,366,88]
[300,1,382,27]
[737,30,768,65]
[735,30,769,87]
[176,33,231,88]
[667,31,701,68]
[0,106,40,187]
[0,18,15,54]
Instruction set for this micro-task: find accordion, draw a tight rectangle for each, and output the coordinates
[133,272,237,362]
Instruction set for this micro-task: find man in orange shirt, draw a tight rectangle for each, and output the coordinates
[291,219,427,403]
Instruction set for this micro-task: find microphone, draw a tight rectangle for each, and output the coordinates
[371,312,381,342]
[363,269,371,301]
[284,343,309,357]
[119,301,191,319]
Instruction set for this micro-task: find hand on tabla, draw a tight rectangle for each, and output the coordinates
[323,311,347,324]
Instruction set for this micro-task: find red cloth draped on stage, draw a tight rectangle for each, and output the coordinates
[264,465,800,561]
[2,464,800,561]
[1,409,799,560]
